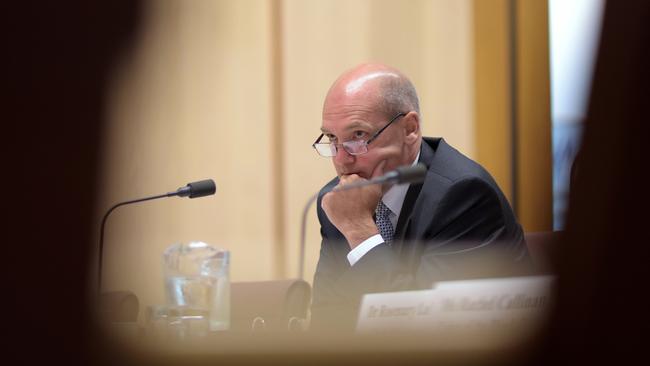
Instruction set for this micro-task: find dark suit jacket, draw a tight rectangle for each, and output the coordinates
[311,137,528,330]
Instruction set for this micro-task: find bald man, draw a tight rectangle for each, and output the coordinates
[310,63,528,330]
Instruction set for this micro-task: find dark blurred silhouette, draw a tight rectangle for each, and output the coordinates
[529,1,650,364]
[1,2,140,364]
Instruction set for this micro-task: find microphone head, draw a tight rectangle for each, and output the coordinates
[394,163,427,184]
[187,179,216,198]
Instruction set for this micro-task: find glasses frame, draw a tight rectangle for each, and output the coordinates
[312,112,407,157]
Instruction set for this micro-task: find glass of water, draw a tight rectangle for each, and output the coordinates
[163,241,230,332]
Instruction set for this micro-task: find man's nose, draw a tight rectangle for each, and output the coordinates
[333,145,354,165]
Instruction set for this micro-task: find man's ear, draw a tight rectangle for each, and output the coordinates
[404,112,420,144]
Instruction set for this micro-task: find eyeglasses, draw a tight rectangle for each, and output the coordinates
[312,112,407,157]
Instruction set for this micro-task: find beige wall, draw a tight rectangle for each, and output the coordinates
[97,0,549,323]
[98,0,278,317]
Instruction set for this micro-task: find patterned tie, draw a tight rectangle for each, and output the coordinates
[375,200,394,244]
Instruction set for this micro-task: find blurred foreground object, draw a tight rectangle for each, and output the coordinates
[530,1,650,364]
[2,1,141,364]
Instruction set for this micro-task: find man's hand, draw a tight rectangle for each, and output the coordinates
[321,161,387,249]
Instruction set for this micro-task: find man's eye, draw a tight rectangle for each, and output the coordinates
[326,134,337,142]
[353,131,367,139]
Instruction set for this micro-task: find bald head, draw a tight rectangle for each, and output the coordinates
[325,63,420,119]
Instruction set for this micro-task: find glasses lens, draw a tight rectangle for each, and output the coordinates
[314,140,368,157]
[342,140,368,155]
[314,143,336,157]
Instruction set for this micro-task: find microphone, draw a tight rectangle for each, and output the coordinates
[173,179,217,198]
[98,179,216,295]
[298,163,427,279]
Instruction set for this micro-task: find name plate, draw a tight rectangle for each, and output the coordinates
[356,275,555,333]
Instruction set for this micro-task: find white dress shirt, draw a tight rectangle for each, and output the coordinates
[346,153,421,266]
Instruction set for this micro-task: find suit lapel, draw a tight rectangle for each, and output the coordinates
[393,139,439,251]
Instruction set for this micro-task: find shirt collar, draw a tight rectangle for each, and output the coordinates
[382,151,421,217]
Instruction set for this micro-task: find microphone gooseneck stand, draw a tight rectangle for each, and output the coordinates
[299,192,320,280]
[97,179,216,295]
